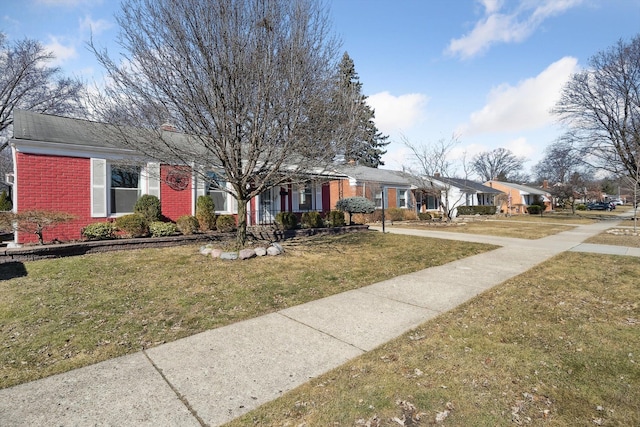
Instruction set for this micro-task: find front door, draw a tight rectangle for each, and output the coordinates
[259,187,275,224]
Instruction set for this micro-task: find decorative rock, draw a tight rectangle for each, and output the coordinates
[271,242,284,253]
[200,246,212,256]
[210,248,222,258]
[239,248,256,260]
[254,247,267,257]
[266,246,281,256]
[220,251,238,260]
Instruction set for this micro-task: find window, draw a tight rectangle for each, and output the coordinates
[397,189,408,208]
[298,183,313,210]
[206,172,228,212]
[374,190,383,209]
[110,165,141,214]
[426,195,439,210]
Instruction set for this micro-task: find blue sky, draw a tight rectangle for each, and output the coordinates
[2,0,639,176]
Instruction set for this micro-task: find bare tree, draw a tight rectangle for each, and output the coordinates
[402,134,465,220]
[0,32,86,151]
[553,34,640,181]
[90,0,346,247]
[471,147,525,181]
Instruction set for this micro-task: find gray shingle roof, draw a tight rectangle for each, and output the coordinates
[12,109,119,148]
[433,176,503,194]
[333,164,412,186]
[488,180,549,195]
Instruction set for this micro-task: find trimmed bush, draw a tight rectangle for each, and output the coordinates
[527,204,542,215]
[301,211,324,228]
[216,214,236,232]
[81,222,116,240]
[327,210,346,227]
[335,197,375,224]
[418,212,432,221]
[176,215,199,235]
[275,212,298,230]
[456,205,497,215]
[114,214,149,238]
[149,221,177,237]
[576,204,587,211]
[196,195,216,231]
[134,195,161,223]
[0,190,12,211]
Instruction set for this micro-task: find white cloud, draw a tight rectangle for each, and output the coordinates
[79,15,112,36]
[456,56,579,136]
[366,91,428,134]
[43,36,77,65]
[505,136,535,159]
[447,0,583,59]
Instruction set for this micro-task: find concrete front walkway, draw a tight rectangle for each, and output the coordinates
[0,217,636,426]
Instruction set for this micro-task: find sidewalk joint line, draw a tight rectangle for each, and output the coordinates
[142,350,209,427]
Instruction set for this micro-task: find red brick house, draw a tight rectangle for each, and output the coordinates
[8,111,416,244]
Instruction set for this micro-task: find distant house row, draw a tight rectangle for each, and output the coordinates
[6,110,551,244]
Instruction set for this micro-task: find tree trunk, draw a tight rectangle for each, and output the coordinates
[235,198,248,250]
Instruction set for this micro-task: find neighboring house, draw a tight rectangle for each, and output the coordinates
[484,180,552,214]
[414,176,502,218]
[329,163,416,211]
[8,110,413,244]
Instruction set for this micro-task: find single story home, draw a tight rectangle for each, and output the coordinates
[7,110,415,244]
[423,176,503,217]
[484,180,552,214]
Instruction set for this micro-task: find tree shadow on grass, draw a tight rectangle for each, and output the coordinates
[0,262,27,280]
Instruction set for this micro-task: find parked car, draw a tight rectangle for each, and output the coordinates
[587,202,614,211]
[610,199,624,205]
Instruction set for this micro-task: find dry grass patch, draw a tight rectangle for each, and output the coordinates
[390,219,574,239]
[585,228,640,248]
[0,232,494,389]
[228,252,640,427]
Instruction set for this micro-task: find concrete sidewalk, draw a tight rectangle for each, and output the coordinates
[0,218,636,426]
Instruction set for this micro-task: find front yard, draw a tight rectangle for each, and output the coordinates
[0,232,494,389]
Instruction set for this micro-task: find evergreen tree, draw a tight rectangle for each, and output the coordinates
[335,52,389,168]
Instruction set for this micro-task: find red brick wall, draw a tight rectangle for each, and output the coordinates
[15,153,95,243]
[160,165,193,221]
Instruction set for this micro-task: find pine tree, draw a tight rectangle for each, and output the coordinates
[335,52,389,168]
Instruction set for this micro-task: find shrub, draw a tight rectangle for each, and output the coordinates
[335,197,376,224]
[196,195,216,231]
[149,221,177,237]
[418,212,432,221]
[327,210,346,227]
[457,205,497,215]
[275,212,298,230]
[527,205,542,215]
[300,211,324,228]
[81,222,116,240]
[114,214,149,238]
[216,214,236,232]
[134,195,161,223]
[0,190,12,211]
[176,215,200,235]
[576,204,587,211]
[386,207,405,222]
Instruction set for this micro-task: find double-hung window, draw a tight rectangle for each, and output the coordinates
[397,189,408,208]
[207,172,229,212]
[110,165,141,214]
[298,183,313,211]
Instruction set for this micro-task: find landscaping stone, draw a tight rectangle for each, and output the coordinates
[239,248,256,260]
[220,251,238,260]
[254,247,267,257]
[271,242,284,253]
[210,249,222,258]
[199,245,213,256]
[266,246,281,256]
